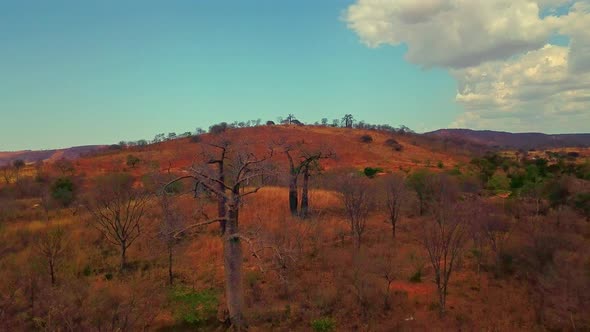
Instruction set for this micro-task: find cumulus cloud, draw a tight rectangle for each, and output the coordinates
[345,0,590,132]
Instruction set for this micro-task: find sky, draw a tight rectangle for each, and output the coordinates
[1,0,589,151]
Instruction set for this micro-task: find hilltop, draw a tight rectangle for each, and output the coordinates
[426,128,590,150]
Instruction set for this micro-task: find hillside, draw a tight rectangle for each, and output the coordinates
[74,125,466,176]
[426,128,590,150]
[0,145,105,166]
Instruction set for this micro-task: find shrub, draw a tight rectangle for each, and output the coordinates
[170,287,218,326]
[126,155,141,168]
[50,177,75,207]
[363,167,383,178]
[311,317,336,332]
[385,138,403,151]
[437,161,444,169]
[209,122,228,135]
[409,268,422,283]
[360,134,373,143]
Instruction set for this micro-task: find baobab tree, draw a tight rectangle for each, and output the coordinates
[168,139,274,330]
[283,141,332,218]
[421,174,467,316]
[342,114,354,128]
[86,173,151,272]
[383,173,407,239]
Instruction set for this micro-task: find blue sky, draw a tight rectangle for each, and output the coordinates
[1,0,588,151]
[0,0,457,150]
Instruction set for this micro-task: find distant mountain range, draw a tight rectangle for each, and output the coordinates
[0,145,104,166]
[426,129,590,150]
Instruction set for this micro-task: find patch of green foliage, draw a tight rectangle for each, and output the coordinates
[50,177,75,207]
[363,167,383,178]
[170,286,218,327]
[311,317,336,332]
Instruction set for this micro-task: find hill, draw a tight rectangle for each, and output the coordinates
[0,145,105,166]
[426,129,590,150]
[73,125,466,176]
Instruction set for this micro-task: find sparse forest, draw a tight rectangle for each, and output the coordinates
[1,120,589,331]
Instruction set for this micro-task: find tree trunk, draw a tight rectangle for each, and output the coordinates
[218,162,227,234]
[224,206,244,330]
[391,217,396,239]
[168,245,173,286]
[300,167,310,218]
[120,244,127,272]
[49,260,55,286]
[289,175,298,216]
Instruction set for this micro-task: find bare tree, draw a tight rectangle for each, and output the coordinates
[53,158,75,176]
[340,176,374,250]
[421,174,467,316]
[86,173,151,272]
[383,173,407,239]
[35,226,68,286]
[169,140,274,330]
[158,193,184,286]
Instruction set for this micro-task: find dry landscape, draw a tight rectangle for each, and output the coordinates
[1,122,589,331]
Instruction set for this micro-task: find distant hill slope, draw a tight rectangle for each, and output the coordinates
[426,129,590,150]
[0,145,105,166]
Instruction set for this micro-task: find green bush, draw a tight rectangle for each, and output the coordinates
[311,317,336,332]
[363,167,383,178]
[50,177,75,207]
[409,268,422,283]
[170,287,218,326]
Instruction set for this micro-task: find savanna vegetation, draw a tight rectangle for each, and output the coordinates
[1,116,589,331]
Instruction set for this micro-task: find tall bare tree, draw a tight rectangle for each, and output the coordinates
[169,140,274,330]
[86,173,151,272]
[383,173,407,239]
[35,226,68,286]
[340,176,374,249]
[421,174,467,316]
[158,193,184,286]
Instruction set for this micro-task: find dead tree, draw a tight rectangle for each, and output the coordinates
[383,173,406,239]
[86,173,151,272]
[169,141,274,331]
[340,176,374,250]
[421,174,467,316]
[35,226,68,286]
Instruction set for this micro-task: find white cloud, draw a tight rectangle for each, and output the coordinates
[345,0,590,132]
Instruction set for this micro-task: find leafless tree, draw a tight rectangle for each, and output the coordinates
[383,173,407,239]
[158,193,184,286]
[86,173,151,272]
[340,176,374,250]
[168,140,274,331]
[421,174,467,316]
[35,226,68,286]
[53,158,75,176]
